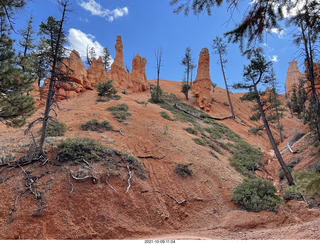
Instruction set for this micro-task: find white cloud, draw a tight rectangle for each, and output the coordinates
[79,0,129,22]
[270,55,279,62]
[268,28,284,38]
[66,28,113,64]
[78,17,89,23]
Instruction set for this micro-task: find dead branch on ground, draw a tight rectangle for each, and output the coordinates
[113,129,124,136]
[137,155,166,160]
[173,103,234,121]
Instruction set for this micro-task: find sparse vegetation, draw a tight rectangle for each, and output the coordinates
[279,160,299,180]
[115,151,146,179]
[231,178,283,212]
[229,141,262,178]
[193,137,208,146]
[46,121,66,137]
[175,163,193,177]
[107,103,131,122]
[223,102,230,106]
[283,186,303,201]
[293,161,320,197]
[81,119,113,132]
[97,80,117,97]
[150,86,164,103]
[184,127,198,135]
[96,97,111,103]
[248,125,264,135]
[58,138,108,163]
[160,111,174,121]
[135,100,148,106]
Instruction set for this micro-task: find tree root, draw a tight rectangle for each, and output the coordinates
[125,163,133,193]
[68,172,74,197]
[70,172,97,184]
[105,179,118,193]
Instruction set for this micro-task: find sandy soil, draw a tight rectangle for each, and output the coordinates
[0,79,319,240]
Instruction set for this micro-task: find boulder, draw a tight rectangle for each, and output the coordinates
[192,48,215,112]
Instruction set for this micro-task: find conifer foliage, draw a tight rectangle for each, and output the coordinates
[233,49,294,185]
[0,1,35,127]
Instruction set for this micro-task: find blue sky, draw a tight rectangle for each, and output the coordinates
[12,0,306,93]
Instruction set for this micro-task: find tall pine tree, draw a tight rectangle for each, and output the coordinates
[233,49,294,185]
[0,2,35,127]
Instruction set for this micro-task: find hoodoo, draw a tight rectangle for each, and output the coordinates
[192,48,215,112]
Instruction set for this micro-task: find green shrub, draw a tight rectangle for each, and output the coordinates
[136,100,148,106]
[96,97,111,103]
[203,119,241,142]
[81,119,113,132]
[231,178,283,212]
[209,143,223,155]
[223,102,230,106]
[111,111,132,122]
[184,127,198,135]
[160,111,173,121]
[229,141,262,178]
[107,103,131,122]
[181,82,191,96]
[294,171,320,197]
[283,186,303,201]
[150,86,164,103]
[248,125,264,135]
[97,80,117,97]
[193,137,208,146]
[107,103,129,112]
[46,121,66,137]
[307,160,320,173]
[115,151,146,179]
[278,160,298,180]
[58,138,108,163]
[175,163,192,177]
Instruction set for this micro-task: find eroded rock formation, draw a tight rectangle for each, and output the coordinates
[305,60,320,97]
[285,60,303,94]
[36,36,148,102]
[106,36,148,92]
[87,56,107,87]
[192,48,215,112]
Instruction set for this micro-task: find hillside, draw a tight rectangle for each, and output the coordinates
[0,79,320,240]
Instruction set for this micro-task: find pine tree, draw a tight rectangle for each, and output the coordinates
[102,46,111,72]
[31,38,51,87]
[233,49,294,185]
[86,45,95,66]
[37,0,71,155]
[181,47,194,100]
[212,36,235,119]
[18,14,35,73]
[0,2,35,127]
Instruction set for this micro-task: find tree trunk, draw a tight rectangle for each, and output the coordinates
[186,64,189,100]
[302,24,320,142]
[38,2,67,155]
[254,85,294,185]
[219,51,235,119]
